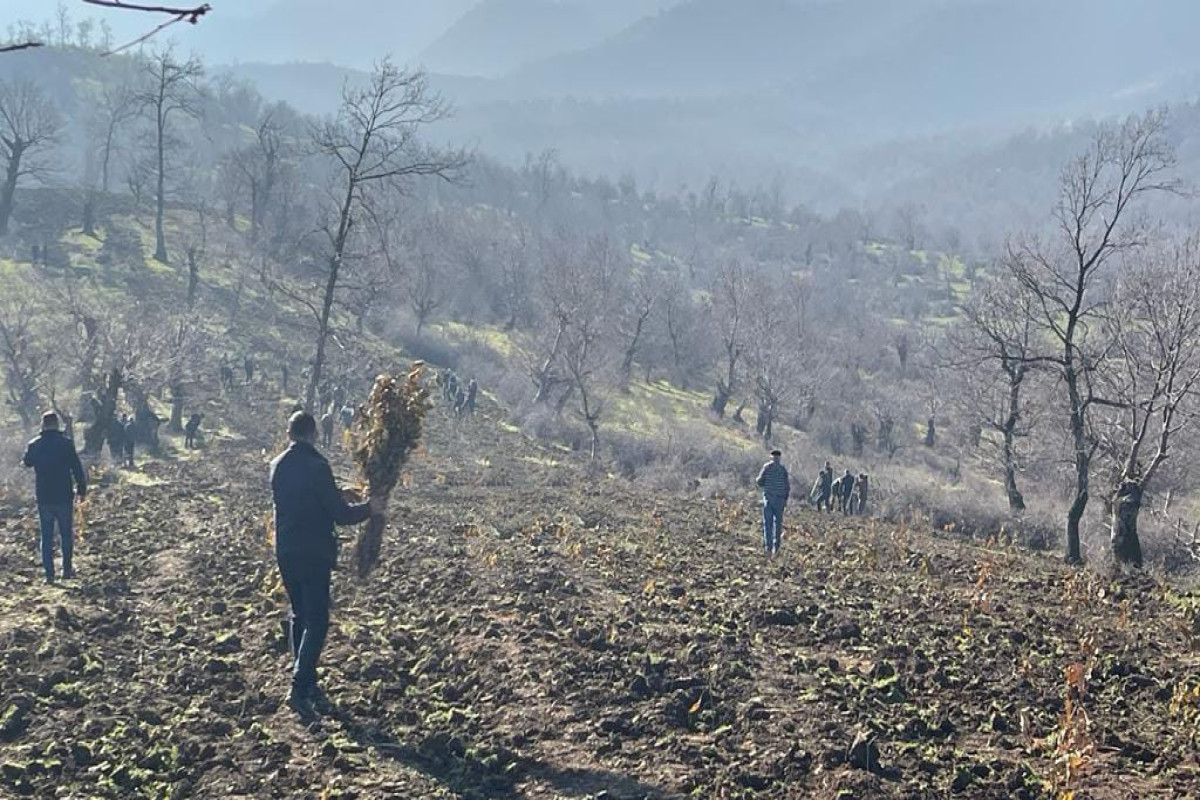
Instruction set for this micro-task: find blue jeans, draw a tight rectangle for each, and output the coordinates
[762,497,785,553]
[279,556,331,697]
[38,503,74,581]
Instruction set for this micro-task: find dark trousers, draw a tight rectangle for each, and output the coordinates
[38,503,74,581]
[279,556,332,696]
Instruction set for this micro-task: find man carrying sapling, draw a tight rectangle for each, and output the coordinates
[270,411,385,716]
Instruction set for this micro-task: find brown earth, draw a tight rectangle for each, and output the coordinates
[1,385,1199,799]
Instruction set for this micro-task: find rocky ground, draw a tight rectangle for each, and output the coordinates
[1,383,1199,799]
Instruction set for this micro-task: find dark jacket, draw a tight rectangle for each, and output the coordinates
[23,430,87,506]
[756,460,790,503]
[270,441,370,568]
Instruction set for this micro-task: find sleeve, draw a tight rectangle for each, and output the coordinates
[315,461,371,527]
[755,464,767,488]
[783,468,791,501]
[22,440,36,468]
[70,444,87,498]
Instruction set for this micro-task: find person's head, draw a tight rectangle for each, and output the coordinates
[287,411,318,444]
[770,448,782,461]
[824,461,831,469]
[845,468,852,476]
[41,411,59,431]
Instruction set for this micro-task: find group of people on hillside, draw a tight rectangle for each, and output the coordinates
[755,450,871,558]
[810,462,869,516]
[103,413,139,468]
[436,369,478,418]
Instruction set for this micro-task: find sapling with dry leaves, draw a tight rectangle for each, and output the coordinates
[346,364,430,578]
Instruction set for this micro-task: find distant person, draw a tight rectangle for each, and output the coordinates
[184,413,203,450]
[122,415,136,468]
[22,412,87,583]
[339,404,354,430]
[851,473,870,516]
[106,415,125,466]
[244,355,255,385]
[816,463,833,512]
[320,410,335,448]
[755,448,790,557]
[447,373,458,405]
[270,411,384,715]
[466,378,478,415]
[838,468,855,515]
[453,386,467,418]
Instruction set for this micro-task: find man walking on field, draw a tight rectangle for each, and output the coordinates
[270,411,384,716]
[23,412,87,583]
[756,448,790,557]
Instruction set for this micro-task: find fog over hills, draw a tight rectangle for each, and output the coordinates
[207,0,1200,213]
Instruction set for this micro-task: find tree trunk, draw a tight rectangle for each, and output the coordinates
[186,251,199,309]
[1110,480,1145,568]
[168,381,184,432]
[83,369,120,455]
[1064,370,1088,565]
[620,313,647,383]
[82,191,97,238]
[710,384,731,416]
[0,145,23,236]
[1002,428,1025,513]
[153,117,168,263]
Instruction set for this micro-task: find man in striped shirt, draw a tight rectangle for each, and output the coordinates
[756,449,791,557]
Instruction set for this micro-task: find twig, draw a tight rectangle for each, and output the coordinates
[100,14,187,56]
[0,42,45,53]
[82,1,213,57]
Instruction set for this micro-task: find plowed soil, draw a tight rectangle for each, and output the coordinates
[2,387,1199,799]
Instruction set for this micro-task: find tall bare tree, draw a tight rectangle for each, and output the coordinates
[949,274,1041,513]
[231,108,288,245]
[0,79,61,235]
[709,258,748,417]
[1094,238,1200,567]
[1006,112,1178,564]
[83,81,137,237]
[138,45,202,263]
[301,60,465,411]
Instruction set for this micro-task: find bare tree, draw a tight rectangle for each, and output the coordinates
[1006,112,1178,564]
[710,258,748,417]
[561,235,620,458]
[300,60,466,411]
[137,45,202,263]
[231,108,288,245]
[617,263,658,386]
[948,274,1041,513]
[744,270,808,443]
[1094,238,1200,567]
[0,281,56,426]
[0,79,62,235]
[82,81,138,237]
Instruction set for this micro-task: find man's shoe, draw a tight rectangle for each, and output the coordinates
[284,690,316,719]
[62,568,74,580]
[309,687,336,715]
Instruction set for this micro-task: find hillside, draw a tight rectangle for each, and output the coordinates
[2,356,1199,798]
[418,0,678,79]
[507,0,1200,117]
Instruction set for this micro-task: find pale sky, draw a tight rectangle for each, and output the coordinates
[0,1,479,67]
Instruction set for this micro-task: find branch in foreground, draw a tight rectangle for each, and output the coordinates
[0,42,45,53]
[82,1,212,23]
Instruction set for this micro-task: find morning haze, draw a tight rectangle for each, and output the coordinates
[0,2,1198,799]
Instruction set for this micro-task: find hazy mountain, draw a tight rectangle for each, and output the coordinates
[419,0,681,78]
[506,0,933,98]
[507,0,1200,119]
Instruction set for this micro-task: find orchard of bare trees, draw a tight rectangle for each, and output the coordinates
[4,25,1200,575]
